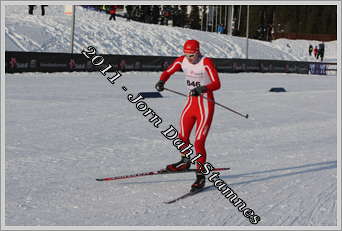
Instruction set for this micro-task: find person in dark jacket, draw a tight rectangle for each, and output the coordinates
[109,6,116,21]
[318,42,325,61]
[161,6,171,25]
[125,5,133,21]
[152,5,160,24]
[309,44,313,56]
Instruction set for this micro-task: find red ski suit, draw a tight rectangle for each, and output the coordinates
[160,55,221,169]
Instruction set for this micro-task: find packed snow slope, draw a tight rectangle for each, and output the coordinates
[5,5,337,62]
[5,71,337,226]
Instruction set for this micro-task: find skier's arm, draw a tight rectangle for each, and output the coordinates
[203,57,221,91]
[160,56,184,83]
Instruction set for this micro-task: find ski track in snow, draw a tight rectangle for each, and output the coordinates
[4,71,337,226]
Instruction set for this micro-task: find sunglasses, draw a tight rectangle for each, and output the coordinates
[184,53,196,58]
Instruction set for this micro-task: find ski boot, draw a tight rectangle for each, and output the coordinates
[166,156,191,172]
[190,171,205,192]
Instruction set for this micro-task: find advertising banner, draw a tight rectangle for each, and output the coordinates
[5,51,332,75]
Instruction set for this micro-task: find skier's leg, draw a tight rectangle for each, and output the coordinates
[191,95,214,191]
[166,96,196,171]
[178,96,196,149]
[194,94,215,170]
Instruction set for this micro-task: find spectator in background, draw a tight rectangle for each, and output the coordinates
[142,5,152,23]
[152,6,160,24]
[217,24,224,34]
[28,5,35,15]
[125,5,133,21]
[161,6,171,25]
[318,42,325,62]
[266,24,273,41]
[313,46,319,59]
[309,44,313,56]
[172,6,180,27]
[109,6,116,21]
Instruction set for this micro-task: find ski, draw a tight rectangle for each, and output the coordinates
[164,186,211,204]
[96,167,230,182]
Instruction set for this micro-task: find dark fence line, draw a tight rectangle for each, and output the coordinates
[5,51,336,75]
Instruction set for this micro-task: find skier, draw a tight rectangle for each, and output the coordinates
[155,40,221,192]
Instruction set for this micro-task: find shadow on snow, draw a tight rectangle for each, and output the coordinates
[117,160,337,189]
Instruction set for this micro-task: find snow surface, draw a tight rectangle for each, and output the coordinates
[5,5,337,62]
[3,3,339,228]
[5,71,337,226]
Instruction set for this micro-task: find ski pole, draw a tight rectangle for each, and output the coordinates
[164,87,249,119]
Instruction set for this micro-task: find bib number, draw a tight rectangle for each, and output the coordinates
[187,80,201,87]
